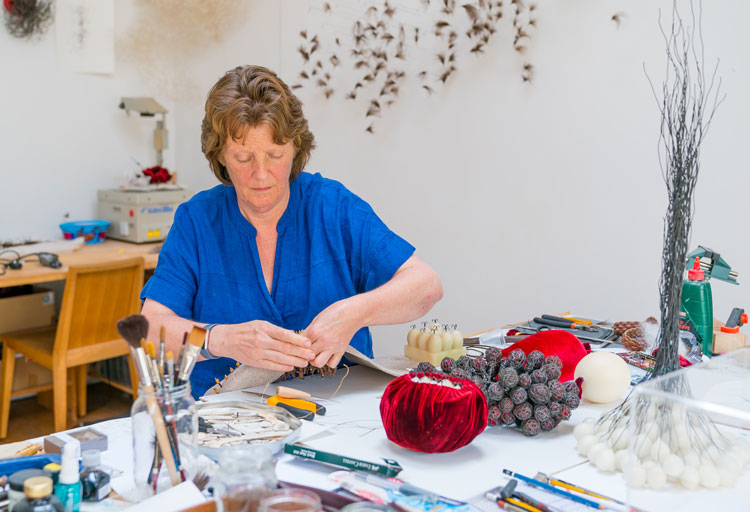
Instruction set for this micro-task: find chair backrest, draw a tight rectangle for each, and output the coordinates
[53,257,144,356]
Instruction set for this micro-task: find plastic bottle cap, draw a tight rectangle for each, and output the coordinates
[687,257,705,281]
[59,442,80,485]
[82,449,101,468]
[24,476,53,499]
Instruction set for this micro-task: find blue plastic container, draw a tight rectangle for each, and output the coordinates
[59,220,110,244]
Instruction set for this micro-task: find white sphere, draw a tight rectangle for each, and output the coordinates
[611,428,629,450]
[594,449,616,472]
[615,450,632,471]
[684,451,701,467]
[584,417,596,425]
[574,352,631,404]
[646,465,667,489]
[642,460,656,471]
[577,434,597,456]
[634,436,652,460]
[676,427,692,453]
[627,465,647,488]
[718,467,738,488]
[587,442,608,461]
[644,422,661,442]
[663,454,685,478]
[699,464,720,489]
[680,466,700,489]
[574,422,595,441]
[650,440,671,463]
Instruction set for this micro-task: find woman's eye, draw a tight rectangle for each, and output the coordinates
[268,153,282,159]
[237,156,252,163]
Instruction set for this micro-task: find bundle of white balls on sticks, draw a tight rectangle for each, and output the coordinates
[574,395,749,490]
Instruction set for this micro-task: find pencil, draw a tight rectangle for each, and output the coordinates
[502,469,602,509]
[504,497,541,512]
[493,500,526,512]
[549,478,626,506]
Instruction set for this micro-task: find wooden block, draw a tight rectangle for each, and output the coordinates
[713,331,747,354]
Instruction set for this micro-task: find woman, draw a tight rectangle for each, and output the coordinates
[141,65,443,397]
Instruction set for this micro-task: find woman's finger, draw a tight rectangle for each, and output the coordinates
[255,359,295,372]
[254,330,315,360]
[268,324,312,348]
[311,350,332,368]
[327,352,343,368]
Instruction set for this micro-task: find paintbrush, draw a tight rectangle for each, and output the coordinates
[176,326,207,386]
[176,332,187,378]
[159,325,166,373]
[116,314,182,486]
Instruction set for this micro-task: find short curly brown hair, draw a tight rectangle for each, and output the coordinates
[201,65,315,185]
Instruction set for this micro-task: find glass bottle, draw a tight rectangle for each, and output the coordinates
[131,382,197,496]
[213,446,278,512]
[258,488,322,512]
[80,450,111,502]
[14,476,64,512]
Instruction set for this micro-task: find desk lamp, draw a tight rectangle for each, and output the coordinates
[118,97,168,167]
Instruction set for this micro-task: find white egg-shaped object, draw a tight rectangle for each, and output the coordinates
[574,422,595,441]
[573,352,631,403]
[594,449,616,472]
[626,464,647,488]
[663,454,684,478]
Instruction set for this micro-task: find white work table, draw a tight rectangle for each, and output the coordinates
[21,364,748,511]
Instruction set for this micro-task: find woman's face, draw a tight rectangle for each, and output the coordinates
[220,123,295,220]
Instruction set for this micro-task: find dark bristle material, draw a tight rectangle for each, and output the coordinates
[117,314,149,347]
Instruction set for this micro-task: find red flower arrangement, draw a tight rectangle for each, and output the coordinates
[142,166,172,184]
[380,372,488,453]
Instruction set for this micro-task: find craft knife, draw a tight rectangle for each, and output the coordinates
[242,391,324,420]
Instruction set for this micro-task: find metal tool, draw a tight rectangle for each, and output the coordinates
[535,316,599,332]
[198,416,241,436]
[512,325,620,348]
[242,391,325,420]
[687,246,739,284]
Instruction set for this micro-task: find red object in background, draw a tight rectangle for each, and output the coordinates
[651,348,692,367]
[142,166,171,184]
[3,0,13,13]
[380,372,488,453]
[501,330,589,382]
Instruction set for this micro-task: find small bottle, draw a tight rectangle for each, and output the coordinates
[14,476,64,512]
[80,450,111,502]
[681,257,713,356]
[54,443,82,512]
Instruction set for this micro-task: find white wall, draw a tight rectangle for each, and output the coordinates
[1,1,747,356]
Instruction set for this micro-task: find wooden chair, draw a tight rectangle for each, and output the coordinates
[0,257,144,438]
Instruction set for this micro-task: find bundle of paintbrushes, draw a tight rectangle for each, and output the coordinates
[116,314,205,492]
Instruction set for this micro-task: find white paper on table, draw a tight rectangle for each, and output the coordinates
[56,0,115,74]
[126,481,206,512]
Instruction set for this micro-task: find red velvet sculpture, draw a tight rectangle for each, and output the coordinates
[502,330,588,382]
[380,372,488,453]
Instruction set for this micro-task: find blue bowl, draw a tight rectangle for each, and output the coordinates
[60,220,110,244]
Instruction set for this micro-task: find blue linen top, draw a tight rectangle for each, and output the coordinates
[141,172,415,397]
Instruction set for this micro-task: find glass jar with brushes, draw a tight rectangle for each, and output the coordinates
[131,382,198,496]
[213,445,278,512]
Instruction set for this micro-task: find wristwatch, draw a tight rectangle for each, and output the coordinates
[201,323,218,359]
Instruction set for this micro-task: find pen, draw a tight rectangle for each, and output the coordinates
[502,469,601,509]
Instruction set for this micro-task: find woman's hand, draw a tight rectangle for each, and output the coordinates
[304,299,363,368]
[209,321,315,372]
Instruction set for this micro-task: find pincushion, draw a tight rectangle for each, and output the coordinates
[501,330,588,382]
[380,372,488,453]
[574,352,631,403]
